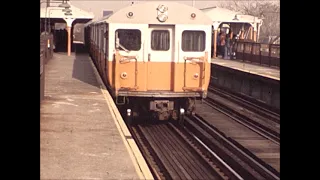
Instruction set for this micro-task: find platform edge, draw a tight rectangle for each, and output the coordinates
[88,57,154,180]
[211,60,280,81]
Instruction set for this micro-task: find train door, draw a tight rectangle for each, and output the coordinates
[180,30,207,91]
[147,25,174,91]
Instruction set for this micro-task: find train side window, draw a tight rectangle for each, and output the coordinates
[99,27,101,49]
[103,27,106,54]
[98,27,100,46]
[100,26,104,51]
[94,27,96,44]
[92,27,94,43]
[151,30,170,51]
[181,30,206,52]
[95,27,98,45]
[105,30,109,57]
[91,27,93,42]
[115,29,141,51]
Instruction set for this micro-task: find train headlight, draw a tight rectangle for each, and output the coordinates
[120,72,128,79]
[180,108,185,115]
[127,12,134,18]
[191,13,196,19]
[157,5,168,13]
[157,13,168,22]
[157,4,168,22]
[127,109,131,116]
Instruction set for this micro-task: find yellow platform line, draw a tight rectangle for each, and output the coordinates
[89,58,154,180]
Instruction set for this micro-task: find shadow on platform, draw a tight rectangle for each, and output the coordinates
[71,42,100,88]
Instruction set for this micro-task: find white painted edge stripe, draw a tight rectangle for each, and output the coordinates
[88,57,154,180]
[211,61,280,81]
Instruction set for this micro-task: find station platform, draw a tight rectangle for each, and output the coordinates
[211,58,280,81]
[40,47,153,180]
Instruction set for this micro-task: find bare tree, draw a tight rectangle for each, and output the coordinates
[219,0,280,43]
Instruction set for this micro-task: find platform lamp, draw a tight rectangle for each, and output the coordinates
[64,6,73,16]
[48,7,72,33]
[42,0,71,34]
[65,12,73,16]
[40,0,50,34]
[58,0,71,8]
[62,7,72,12]
[233,14,239,21]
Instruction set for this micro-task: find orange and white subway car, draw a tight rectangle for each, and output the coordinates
[84,1,212,122]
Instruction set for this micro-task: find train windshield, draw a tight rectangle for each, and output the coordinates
[115,29,141,51]
[182,30,206,52]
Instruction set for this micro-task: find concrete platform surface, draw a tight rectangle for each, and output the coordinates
[212,58,280,81]
[40,52,147,180]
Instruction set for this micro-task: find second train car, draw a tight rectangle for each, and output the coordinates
[84,1,212,123]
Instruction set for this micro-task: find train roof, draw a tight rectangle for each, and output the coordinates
[85,1,212,26]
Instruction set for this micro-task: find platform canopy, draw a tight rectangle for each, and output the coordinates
[200,6,262,29]
[40,3,94,23]
[40,2,94,56]
[201,6,263,58]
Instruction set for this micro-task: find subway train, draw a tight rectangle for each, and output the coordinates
[84,1,212,123]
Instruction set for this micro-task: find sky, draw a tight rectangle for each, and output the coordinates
[42,0,279,20]
[43,0,227,20]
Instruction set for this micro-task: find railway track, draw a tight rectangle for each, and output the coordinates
[205,86,280,144]
[113,78,280,179]
[195,92,280,174]
[209,86,279,124]
[123,85,280,179]
[129,121,243,180]
[185,115,280,180]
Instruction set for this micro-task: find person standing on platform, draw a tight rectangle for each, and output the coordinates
[217,32,221,57]
[220,32,226,58]
[224,33,231,59]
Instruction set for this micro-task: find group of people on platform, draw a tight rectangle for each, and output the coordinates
[216,29,238,60]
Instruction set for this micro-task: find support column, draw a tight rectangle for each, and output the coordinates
[64,18,75,56]
[67,26,71,56]
[257,22,262,43]
[253,22,259,42]
[212,23,220,59]
[249,26,253,41]
[240,30,244,40]
[240,24,244,40]
[213,30,217,58]
[253,30,257,42]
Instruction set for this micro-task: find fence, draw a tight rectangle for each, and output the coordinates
[232,41,280,68]
[40,34,54,102]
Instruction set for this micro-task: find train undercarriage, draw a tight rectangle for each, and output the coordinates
[116,96,198,125]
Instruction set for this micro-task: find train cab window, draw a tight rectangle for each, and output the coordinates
[182,30,206,52]
[115,29,141,51]
[151,30,170,51]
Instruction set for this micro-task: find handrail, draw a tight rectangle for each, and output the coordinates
[40,34,53,103]
[115,51,139,91]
